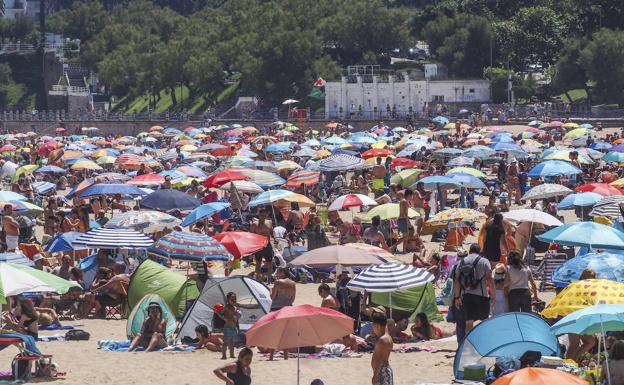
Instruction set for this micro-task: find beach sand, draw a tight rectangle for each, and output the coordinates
[5,124,616,385]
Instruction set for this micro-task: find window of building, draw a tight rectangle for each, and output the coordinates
[469,89,475,93]
[433,95,444,102]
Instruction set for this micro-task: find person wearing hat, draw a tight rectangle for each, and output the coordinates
[491,264,509,316]
[128,302,168,352]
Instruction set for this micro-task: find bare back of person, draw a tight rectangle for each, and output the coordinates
[271,278,296,310]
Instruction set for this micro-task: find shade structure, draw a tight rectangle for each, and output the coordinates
[537,222,624,249]
[105,210,181,233]
[390,169,424,188]
[446,166,486,178]
[247,189,294,208]
[446,156,475,167]
[218,180,264,194]
[551,304,624,336]
[246,304,353,350]
[71,159,103,171]
[521,183,573,201]
[127,173,165,186]
[181,202,231,227]
[44,231,88,252]
[289,245,388,267]
[552,252,624,287]
[361,203,420,221]
[426,208,486,226]
[35,165,66,174]
[589,196,624,219]
[213,231,268,259]
[149,231,232,261]
[235,168,285,188]
[0,191,27,201]
[462,145,495,158]
[454,313,560,380]
[557,192,603,209]
[0,263,82,304]
[0,252,33,266]
[542,279,624,318]
[79,183,147,198]
[140,189,201,211]
[73,227,154,249]
[318,154,364,171]
[346,263,434,293]
[576,183,623,196]
[274,193,315,208]
[203,170,247,188]
[413,175,461,190]
[285,170,320,188]
[527,160,582,178]
[447,173,487,189]
[502,209,563,226]
[328,194,378,211]
[491,368,587,385]
[361,148,393,159]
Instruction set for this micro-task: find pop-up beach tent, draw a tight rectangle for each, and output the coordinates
[127,259,199,318]
[454,312,559,380]
[127,294,177,341]
[177,276,271,340]
[370,282,441,322]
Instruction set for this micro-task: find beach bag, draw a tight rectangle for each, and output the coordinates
[440,265,457,306]
[457,257,483,291]
[65,329,90,341]
[12,353,31,380]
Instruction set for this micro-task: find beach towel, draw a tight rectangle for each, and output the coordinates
[0,333,41,355]
[96,339,196,352]
[38,334,66,342]
[38,325,78,331]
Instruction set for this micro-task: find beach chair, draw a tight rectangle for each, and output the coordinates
[537,253,567,291]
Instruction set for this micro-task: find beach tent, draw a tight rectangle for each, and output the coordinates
[370,282,441,322]
[454,312,559,380]
[127,260,199,318]
[177,276,271,340]
[127,294,176,341]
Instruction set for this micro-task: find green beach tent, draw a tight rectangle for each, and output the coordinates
[127,294,177,341]
[371,282,442,322]
[127,260,199,318]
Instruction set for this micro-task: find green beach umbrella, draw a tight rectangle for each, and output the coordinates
[0,262,81,304]
[390,169,424,188]
[12,164,38,182]
[445,167,486,178]
[361,203,420,222]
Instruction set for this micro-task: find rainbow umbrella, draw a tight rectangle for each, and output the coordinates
[286,170,320,188]
[149,231,232,261]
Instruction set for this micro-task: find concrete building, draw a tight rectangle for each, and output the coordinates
[325,66,490,120]
[2,0,27,19]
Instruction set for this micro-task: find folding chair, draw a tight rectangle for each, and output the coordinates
[537,253,567,291]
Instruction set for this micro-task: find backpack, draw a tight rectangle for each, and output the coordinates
[65,329,90,341]
[457,256,484,292]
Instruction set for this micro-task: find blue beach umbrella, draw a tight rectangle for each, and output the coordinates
[432,116,449,126]
[603,152,624,163]
[557,192,603,209]
[527,160,582,178]
[181,202,231,227]
[551,251,624,287]
[551,304,624,335]
[149,231,232,261]
[247,189,294,208]
[79,183,147,198]
[44,232,88,253]
[36,165,66,174]
[538,222,624,249]
[590,141,612,151]
[140,189,201,211]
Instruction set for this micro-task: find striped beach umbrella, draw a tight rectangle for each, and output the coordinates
[589,196,624,219]
[235,168,285,188]
[106,211,181,233]
[319,154,364,172]
[346,263,434,293]
[73,227,154,249]
[247,189,294,208]
[286,170,320,188]
[149,231,232,261]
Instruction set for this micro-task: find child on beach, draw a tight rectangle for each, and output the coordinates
[216,292,240,359]
[195,324,223,352]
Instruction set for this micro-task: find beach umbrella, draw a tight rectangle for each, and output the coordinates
[73,227,154,249]
[181,202,231,227]
[590,141,612,150]
[0,144,16,152]
[502,209,563,227]
[318,154,364,171]
[140,189,201,211]
[557,192,603,209]
[275,193,315,208]
[0,161,17,178]
[0,191,27,201]
[462,145,495,158]
[446,167,486,178]
[537,222,624,249]
[552,252,624,287]
[432,116,449,126]
[0,263,82,304]
[235,168,285,188]
[96,156,116,165]
[246,304,353,385]
[521,183,573,201]
[289,245,387,267]
[149,231,231,261]
[433,148,463,158]
[71,159,103,171]
[492,367,587,385]
[11,164,38,182]
[361,148,393,159]
[247,189,294,208]
[413,175,461,191]
[543,150,593,164]
[276,160,301,172]
[527,160,581,178]
[390,169,424,188]
[490,142,527,156]
[577,183,623,196]
[285,170,320,188]
[361,203,420,221]
[0,252,33,267]
[127,173,165,186]
[447,173,487,189]
[426,208,486,226]
[36,165,66,174]
[528,120,545,128]
[589,196,624,219]
[105,211,181,233]
[79,183,147,198]
[446,156,475,167]
[542,279,624,319]
[213,231,268,259]
[0,200,43,216]
[204,170,247,188]
[176,166,207,179]
[603,151,624,163]
[44,231,88,252]
[31,181,55,196]
[219,180,264,194]
[347,263,434,293]
[328,194,378,211]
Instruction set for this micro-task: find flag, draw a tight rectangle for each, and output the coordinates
[314,77,326,87]
[309,87,325,100]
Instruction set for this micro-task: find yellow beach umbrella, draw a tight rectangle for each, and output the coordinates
[11,164,38,182]
[426,208,486,226]
[390,169,424,187]
[61,150,84,161]
[314,149,331,159]
[276,160,301,171]
[275,193,315,207]
[610,178,624,188]
[361,203,420,221]
[446,167,486,178]
[371,141,387,149]
[541,279,624,319]
[543,150,593,164]
[564,128,590,139]
[180,144,198,152]
[563,122,580,130]
[71,160,103,171]
[96,156,117,165]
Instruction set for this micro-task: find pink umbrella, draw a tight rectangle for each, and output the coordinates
[127,173,165,186]
[0,145,16,152]
[246,304,353,385]
[328,193,378,211]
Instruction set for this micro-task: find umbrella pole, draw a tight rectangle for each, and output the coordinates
[297,331,300,385]
[601,319,612,385]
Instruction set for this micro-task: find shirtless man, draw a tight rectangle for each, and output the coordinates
[412,182,430,231]
[250,208,274,283]
[372,157,386,196]
[2,204,20,251]
[318,283,339,310]
[271,268,296,311]
[398,190,412,253]
[371,312,393,385]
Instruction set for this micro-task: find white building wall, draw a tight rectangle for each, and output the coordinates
[325,77,490,118]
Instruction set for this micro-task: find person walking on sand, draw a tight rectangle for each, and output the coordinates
[214,347,253,385]
[371,312,393,385]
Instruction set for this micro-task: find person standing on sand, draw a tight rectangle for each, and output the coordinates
[398,189,413,253]
[371,312,393,385]
[270,267,295,311]
[2,204,20,251]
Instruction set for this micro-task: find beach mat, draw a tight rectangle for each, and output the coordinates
[39,324,81,331]
[38,333,66,342]
[97,339,196,352]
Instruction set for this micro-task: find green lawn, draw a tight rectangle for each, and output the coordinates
[559,88,587,103]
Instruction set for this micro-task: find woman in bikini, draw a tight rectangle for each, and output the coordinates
[214,347,252,385]
[128,302,168,352]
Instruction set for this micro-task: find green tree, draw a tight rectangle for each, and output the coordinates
[550,38,591,104]
[579,29,624,107]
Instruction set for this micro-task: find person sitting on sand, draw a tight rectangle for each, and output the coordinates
[318,283,339,310]
[410,313,443,340]
[128,302,168,352]
[216,292,240,359]
[386,318,410,342]
[214,347,252,385]
[195,324,223,352]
